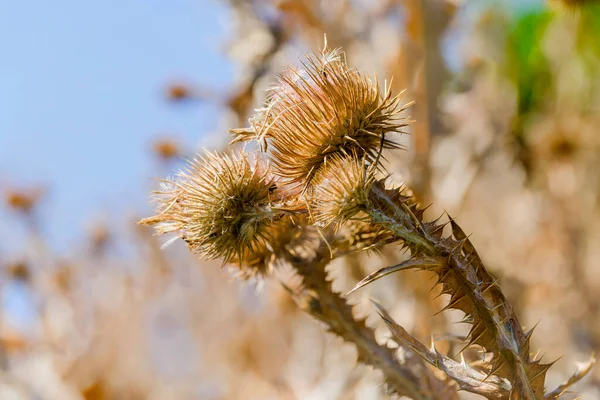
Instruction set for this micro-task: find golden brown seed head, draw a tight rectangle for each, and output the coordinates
[139,152,282,274]
[310,154,375,229]
[237,48,411,187]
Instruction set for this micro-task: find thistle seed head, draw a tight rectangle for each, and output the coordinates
[310,154,376,229]
[139,151,285,274]
[237,48,411,187]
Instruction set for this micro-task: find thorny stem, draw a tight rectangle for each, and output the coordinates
[281,244,455,400]
[366,186,435,254]
[368,185,433,250]
[365,183,545,399]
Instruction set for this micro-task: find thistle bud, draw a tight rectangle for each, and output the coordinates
[139,152,286,275]
[310,154,375,229]
[237,48,411,187]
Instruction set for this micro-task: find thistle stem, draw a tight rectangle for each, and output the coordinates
[367,184,435,253]
[282,248,454,399]
[364,183,545,399]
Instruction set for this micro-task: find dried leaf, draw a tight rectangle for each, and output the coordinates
[373,300,511,400]
[347,256,443,295]
[545,354,596,399]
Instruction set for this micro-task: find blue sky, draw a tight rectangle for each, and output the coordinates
[0,1,234,254]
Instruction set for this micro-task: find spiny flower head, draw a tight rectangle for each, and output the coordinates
[310,154,376,229]
[139,151,286,275]
[234,47,411,188]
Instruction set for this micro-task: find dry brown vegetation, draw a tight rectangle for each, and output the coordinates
[2,1,600,399]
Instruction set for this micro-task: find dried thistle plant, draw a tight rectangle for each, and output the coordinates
[140,45,594,399]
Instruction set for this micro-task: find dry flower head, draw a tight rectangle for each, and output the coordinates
[310,154,376,229]
[233,47,412,188]
[139,151,286,275]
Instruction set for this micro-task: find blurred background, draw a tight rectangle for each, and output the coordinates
[1,0,599,398]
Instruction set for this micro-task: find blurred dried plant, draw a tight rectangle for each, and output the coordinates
[4,187,44,216]
[165,82,197,102]
[151,138,181,161]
